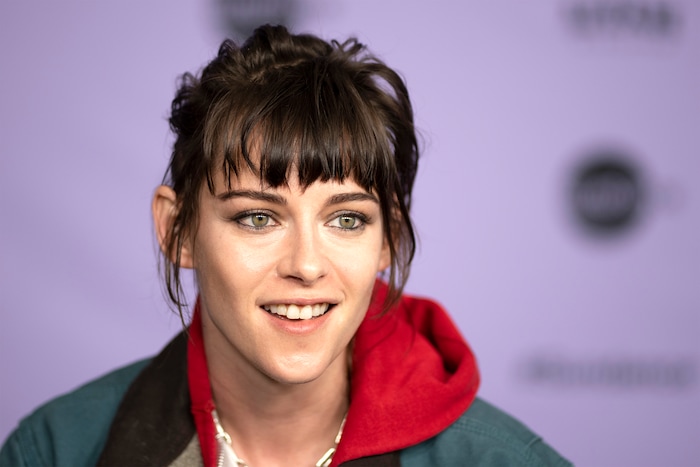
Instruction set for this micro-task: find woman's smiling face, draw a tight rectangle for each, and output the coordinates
[186,168,390,386]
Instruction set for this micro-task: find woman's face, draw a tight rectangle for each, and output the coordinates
[189,168,390,386]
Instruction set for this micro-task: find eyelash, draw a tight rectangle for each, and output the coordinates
[233,210,277,230]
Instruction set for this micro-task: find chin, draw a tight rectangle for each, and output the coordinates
[265,354,341,386]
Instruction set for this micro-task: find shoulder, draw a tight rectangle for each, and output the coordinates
[0,359,150,467]
[400,398,573,467]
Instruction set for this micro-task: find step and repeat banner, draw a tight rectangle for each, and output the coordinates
[1,1,697,465]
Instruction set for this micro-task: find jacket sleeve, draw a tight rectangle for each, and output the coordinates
[1,427,36,467]
[1,421,56,467]
[0,359,150,467]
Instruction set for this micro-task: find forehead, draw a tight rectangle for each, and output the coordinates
[211,164,373,197]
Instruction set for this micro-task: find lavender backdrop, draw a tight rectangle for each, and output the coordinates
[1,1,698,465]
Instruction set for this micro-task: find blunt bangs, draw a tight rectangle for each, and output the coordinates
[203,59,396,196]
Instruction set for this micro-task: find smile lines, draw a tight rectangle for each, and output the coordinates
[262,303,331,320]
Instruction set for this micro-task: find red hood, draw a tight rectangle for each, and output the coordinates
[188,281,480,467]
[332,281,479,464]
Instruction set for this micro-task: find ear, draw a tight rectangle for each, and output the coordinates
[377,202,402,273]
[378,235,392,272]
[152,185,194,269]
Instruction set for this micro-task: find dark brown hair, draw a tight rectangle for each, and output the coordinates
[161,24,419,318]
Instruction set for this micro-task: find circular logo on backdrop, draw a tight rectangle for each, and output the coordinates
[571,151,644,235]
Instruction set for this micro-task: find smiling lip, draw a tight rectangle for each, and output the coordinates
[262,303,333,320]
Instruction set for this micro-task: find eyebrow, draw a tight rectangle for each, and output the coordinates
[216,190,287,205]
[216,190,378,206]
[326,192,379,206]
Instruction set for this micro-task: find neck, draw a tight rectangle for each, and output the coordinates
[204,336,350,467]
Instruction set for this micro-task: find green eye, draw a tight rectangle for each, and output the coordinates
[328,212,367,230]
[234,211,277,230]
[251,214,270,227]
[338,215,357,229]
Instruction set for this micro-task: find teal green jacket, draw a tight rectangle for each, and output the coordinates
[0,333,572,466]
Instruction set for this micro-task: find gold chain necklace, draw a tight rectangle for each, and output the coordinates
[212,409,347,467]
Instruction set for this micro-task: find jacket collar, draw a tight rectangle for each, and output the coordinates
[95,331,194,467]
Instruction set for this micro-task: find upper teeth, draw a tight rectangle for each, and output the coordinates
[263,303,330,320]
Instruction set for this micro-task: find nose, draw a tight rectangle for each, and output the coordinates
[277,225,329,284]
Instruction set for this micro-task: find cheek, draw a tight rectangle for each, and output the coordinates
[234,246,277,276]
[334,247,385,297]
[194,235,272,297]
[197,223,277,271]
